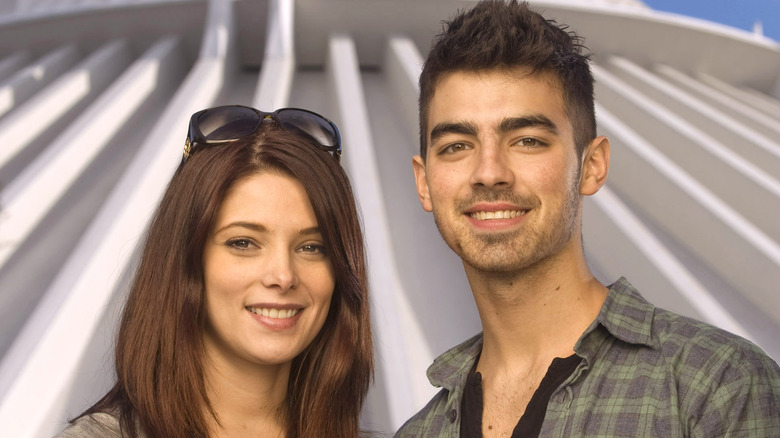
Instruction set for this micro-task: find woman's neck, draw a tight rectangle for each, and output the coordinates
[203,354,290,438]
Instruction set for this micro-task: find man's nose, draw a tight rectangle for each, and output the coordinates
[470,143,514,188]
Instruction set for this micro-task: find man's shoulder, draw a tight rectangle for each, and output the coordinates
[648,306,780,384]
[394,388,454,437]
[426,333,482,386]
[603,279,780,412]
[605,278,777,373]
[645,308,780,433]
[584,279,780,434]
[430,333,483,368]
[395,333,483,437]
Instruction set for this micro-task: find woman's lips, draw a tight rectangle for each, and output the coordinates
[245,305,303,330]
[246,307,300,319]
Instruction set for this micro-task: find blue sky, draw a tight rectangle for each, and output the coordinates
[643,0,780,42]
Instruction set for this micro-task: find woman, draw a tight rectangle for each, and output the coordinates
[58,106,373,437]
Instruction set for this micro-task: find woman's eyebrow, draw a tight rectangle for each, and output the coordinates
[299,226,322,236]
[215,221,267,234]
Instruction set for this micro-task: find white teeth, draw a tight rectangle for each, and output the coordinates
[247,307,299,318]
[470,210,526,220]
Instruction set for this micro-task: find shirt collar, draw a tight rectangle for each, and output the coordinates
[575,277,657,356]
[427,333,483,391]
[426,277,657,389]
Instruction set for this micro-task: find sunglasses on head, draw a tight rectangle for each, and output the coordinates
[182,105,342,164]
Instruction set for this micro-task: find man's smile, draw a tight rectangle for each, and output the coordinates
[468,209,528,221]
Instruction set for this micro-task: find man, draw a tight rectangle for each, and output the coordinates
[395,1,780,437]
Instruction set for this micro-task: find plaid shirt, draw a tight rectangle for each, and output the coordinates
[395,278,780,437]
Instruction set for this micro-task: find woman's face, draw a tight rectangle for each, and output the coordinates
[202,171,335,371]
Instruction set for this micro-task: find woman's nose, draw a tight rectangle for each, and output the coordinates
[260,250,298,292]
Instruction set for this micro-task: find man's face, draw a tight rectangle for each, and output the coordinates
[413,69,587,275]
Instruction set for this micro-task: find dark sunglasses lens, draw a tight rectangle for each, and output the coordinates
[277,110,338,148]
[197,106,261,141]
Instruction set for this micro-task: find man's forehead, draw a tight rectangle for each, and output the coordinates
[427,68,568,126]
[432,67,562,94]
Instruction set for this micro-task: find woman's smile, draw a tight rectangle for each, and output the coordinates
[202,171,335,369]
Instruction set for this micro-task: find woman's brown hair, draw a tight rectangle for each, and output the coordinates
[78,123,372,437]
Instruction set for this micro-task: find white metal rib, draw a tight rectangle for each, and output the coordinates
[253,0,294,109]
[0,40,132,170]
[0,45,79,119]
[383,36,423,148]
[327,33,434,429]
[698,72,780,117]
[657,65,780,131]
[0,51,31,83]
[0,37,182,271]
[597,103,780,318]
[653,63,780,159]
[597,103,780,263]
[591,186,750,339]
[597,60,780,197]
[0,1,237,435]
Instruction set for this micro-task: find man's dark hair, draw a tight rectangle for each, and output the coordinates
[418,0,596,158]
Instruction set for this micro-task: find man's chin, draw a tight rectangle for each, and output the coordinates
[459,248,538,274]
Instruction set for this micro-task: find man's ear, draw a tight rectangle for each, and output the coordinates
[579,136,610,196]
[412,155,433,212]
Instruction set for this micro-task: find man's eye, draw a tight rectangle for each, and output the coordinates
[440,143,470,154]
[517,137,545,148]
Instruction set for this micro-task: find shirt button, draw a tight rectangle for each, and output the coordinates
[447,409,457,423]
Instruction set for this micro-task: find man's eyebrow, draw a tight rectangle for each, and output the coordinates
[429,121,478,144]
[498,115,558,135]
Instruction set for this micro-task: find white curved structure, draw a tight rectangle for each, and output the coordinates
[0,0,778,436]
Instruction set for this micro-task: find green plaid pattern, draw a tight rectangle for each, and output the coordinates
[395,278,780,437]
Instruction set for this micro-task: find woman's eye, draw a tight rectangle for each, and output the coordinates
[299,244,327,255]
[226,238,254,250]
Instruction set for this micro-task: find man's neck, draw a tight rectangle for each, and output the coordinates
[466,249,608,372]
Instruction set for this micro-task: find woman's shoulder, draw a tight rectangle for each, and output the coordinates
[55,412,123,438]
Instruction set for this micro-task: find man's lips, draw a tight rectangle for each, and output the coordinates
[464,203,529,221]
[468,209,528,221]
